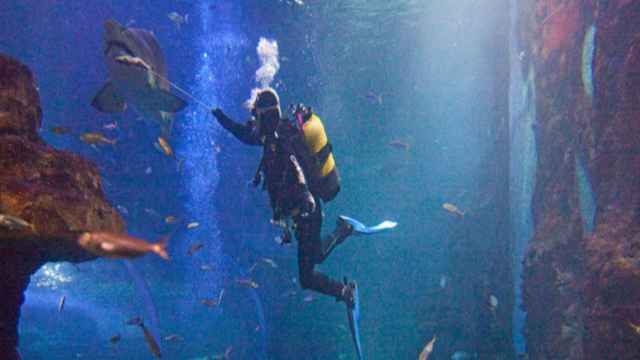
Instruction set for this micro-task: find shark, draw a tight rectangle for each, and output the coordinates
[92,19,186,136]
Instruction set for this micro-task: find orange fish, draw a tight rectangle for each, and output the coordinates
[77,232,169,260]
[80,132,116,145]
[155,136,174,157]
[50,126,72,135]
[419,335,437,360]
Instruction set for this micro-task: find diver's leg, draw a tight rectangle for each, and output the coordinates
[316,217,354,264]
[295,210,344,299]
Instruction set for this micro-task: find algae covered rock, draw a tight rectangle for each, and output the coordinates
[0,53,124,358]
[0,53,124,260]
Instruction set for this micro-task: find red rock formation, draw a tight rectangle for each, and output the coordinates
[522,0,640,359]
[0,53,124,359]
[582,1,640,359]
[520,0,591,359]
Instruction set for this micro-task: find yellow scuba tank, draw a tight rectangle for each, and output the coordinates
[291,104,340,202]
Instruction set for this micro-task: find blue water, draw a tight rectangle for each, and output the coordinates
[2,1,522,359]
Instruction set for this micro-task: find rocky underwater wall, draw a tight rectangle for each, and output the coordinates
[519,0,640,359]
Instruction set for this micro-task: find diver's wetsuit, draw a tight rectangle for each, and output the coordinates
[214,110,351,300]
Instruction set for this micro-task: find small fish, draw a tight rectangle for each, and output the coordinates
[164,334,183,342]
[155,136,174,157]
[200,264,214,271]
[201,298,218,307]
[255,325,261,332]
[50,126,72,135]
[168,12,188,30]
[186,222,199,229]
[261,258,278,268]
[419,335,437,360]
[187,243,204,256]
[80,132,116,145]
[518,51,526,61]
[164,216,178,224]
[139,322,162,358]
[109,334,121,344]
[103,122,117,130]
[145,166,153,175]
[213,144,222,153]
[248,262,258,273]
[489,294,499,309]
[303,294,314,303]
[236,278,259,289]
[219,346,233,360]
[442,203,465,218]
[389,140,410,150]
[58,295,66,313]
[202,289,224,307]
[282,289,297,297]
[440,275,448,289]
[144,208,160,217]
[0,214,35,231]
[116,205,129,215]
[217,289,225,305]
[126,316,143,326]
[78,232,169,260]
[365,91,383,105]
[629,321,640,335]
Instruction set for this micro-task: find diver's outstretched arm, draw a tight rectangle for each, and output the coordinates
[212,108,261,146]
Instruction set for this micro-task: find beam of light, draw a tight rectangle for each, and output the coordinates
[176,2,267,357]
[509,0,537,354]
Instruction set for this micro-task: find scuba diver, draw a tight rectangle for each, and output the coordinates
[212,88,396,359]
[212,88,357,306]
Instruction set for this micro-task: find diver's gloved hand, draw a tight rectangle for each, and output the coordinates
[300,191,316,218]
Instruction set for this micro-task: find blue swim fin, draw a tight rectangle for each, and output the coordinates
[339,215,397,235]
[346,281,363,360]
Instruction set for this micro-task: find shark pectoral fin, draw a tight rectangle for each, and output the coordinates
[92,82,127,113]
[148,88,187,113]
